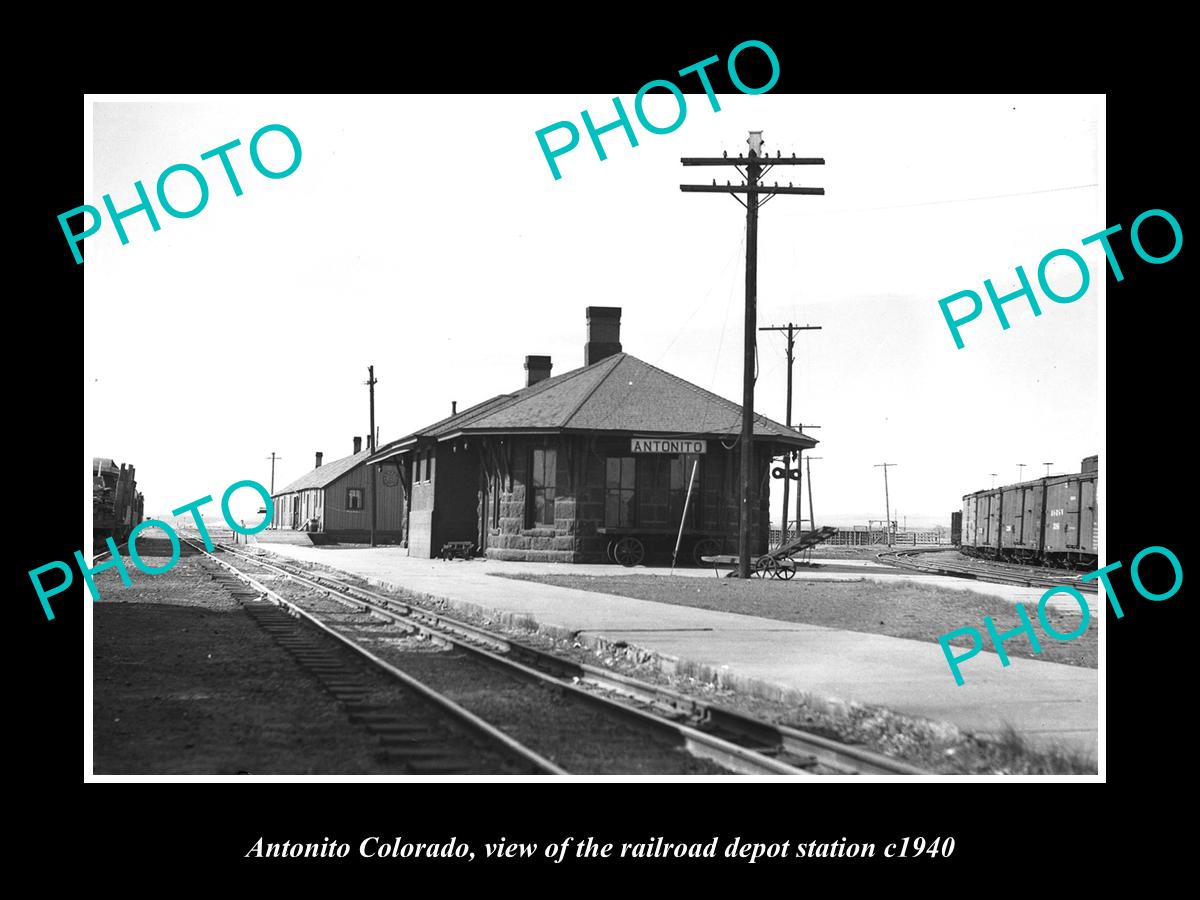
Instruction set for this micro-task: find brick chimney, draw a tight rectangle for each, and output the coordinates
[353,436,362,454]
[585,307,622,365]
[315,451,323,468]
[525,355,553,386]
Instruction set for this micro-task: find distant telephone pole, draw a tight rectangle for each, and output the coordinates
[1017,462,1027,482]
[1043,462,1054,477]
[795,425,820,530]
[989,472,998,489]
[760,322,821,539]
[805,456,823,530]
[366,365,378,547]
[266,452,282,495]
[874,463,897,548]
[682,132,825,578]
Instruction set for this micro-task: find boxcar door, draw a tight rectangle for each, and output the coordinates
[1080,477,1097,556]
[1064,478,1082,550]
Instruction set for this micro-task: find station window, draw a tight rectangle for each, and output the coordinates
[632,454,702,528]
[526,445,556,528]
[347,488,364,510]
[492,475,501,529]
[605,457,636,527]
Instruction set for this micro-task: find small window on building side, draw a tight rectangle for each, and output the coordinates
[492,475,501,529]
[347,488,364,510]
[526,445,557,528]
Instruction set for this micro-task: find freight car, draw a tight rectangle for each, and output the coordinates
[93,457,144,548]
[960,455,1097,569]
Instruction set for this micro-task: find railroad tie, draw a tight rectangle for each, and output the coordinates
[205,562,481,774]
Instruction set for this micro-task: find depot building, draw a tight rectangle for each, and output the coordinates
[368,307,817,564]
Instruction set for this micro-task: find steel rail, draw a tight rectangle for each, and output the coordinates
[182,538,568,775]
[225,544,926,776]
[879,549,1098,593]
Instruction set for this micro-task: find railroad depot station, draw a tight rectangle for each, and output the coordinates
[269,307,817,563]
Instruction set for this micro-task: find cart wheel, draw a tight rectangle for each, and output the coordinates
[777,559,797,580]
[755,557,777,578]
[614,537,645,567]
[605,540,617,563]
[692,538,720,567]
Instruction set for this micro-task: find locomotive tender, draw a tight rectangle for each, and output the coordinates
[960,455,1097,569]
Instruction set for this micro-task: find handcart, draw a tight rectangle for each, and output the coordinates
[701,526,839,578]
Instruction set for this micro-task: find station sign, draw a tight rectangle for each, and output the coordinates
[630,438,707,454]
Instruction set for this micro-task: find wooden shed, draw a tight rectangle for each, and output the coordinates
[269,437,407,543]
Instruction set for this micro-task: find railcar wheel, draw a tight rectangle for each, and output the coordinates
[614,537,645,568]
[692,538,720,567]
[605,540,617,563]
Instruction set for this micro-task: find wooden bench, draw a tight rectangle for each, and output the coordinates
[440,541,475,560]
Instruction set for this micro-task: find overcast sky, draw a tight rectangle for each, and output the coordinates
[85,94,1101,529]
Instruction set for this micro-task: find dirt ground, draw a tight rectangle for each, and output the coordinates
[494,573,1096,668]
[93,541,413,774]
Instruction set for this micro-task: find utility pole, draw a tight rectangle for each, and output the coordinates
[1017,462,1026,482]
[989,472,998,489]
[1043,462,1054,477]
[874,463,897,548]
[806,456,823,530]
[366,365,378,548]
[795,425,821,531]
[265,452,281,495]
[761,323,821,540]
[682,134,824,578]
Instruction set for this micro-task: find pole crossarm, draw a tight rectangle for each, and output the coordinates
[680,185,825,195]
[681,157,826,166]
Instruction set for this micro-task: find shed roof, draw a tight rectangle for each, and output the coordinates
[371,352,815,461]
[273,449,373,497]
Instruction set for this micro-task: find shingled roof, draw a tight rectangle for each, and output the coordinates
[372,353,815,460]
[273,449,373,497]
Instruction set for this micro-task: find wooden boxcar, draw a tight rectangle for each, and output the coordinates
[960,456,1097,568]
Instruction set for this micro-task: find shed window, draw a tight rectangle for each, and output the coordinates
[347,488,364,510]
[526,445,557,528]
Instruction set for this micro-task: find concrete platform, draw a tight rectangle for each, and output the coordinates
[247,543,1099,758]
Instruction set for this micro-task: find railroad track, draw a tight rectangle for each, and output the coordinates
[211,541,926,777]
[91,539,129,564]
[878,549,1098,593]
[187,538,564,775]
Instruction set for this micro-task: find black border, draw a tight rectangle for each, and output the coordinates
[20,28,1191,882]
